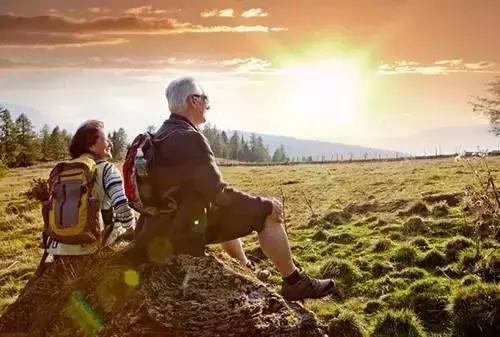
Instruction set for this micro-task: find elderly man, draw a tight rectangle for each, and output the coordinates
[134,76,337,301]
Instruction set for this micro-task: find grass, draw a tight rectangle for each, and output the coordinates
[1,157,500,336]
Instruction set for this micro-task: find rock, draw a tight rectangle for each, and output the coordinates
[0,249,326,337]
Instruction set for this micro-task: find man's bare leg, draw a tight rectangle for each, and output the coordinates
[257,220,297,277]
[221,238,249,266]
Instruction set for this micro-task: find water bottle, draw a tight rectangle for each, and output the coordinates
[135,147,148,177]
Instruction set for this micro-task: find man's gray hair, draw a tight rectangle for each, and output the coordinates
[165,76,203,112]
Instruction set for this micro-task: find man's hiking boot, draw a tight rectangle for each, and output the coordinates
[281,270,342,301]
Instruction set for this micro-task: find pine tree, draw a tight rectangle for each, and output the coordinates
[254,136,270,162]
[15,114,39,166]
[229,131,240,160]
[249,133,258,162]
[110,128,127,160]
[272,144,288,162]
[61,129,72,148]
[39,124,51,161]
[48,126,67,160]
[220,131,229,158]
[0,107,20,167]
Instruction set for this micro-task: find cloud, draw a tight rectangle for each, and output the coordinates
[241,9,269,18]
[0,14,286,44]
[88,7,111,14]
[170,23,286,34]
[0,14,286,48]
[0,55,275,73]
[378,59,498,75]
[0,14,176,33]
[200,9,234,18]
[124,6,169,15]
[0,31,128,49]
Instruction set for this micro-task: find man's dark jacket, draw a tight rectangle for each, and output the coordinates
[134,114,273,257]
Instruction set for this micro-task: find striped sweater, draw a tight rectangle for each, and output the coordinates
[46,160,136,255]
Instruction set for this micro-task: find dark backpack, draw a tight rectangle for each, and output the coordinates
[122,132,178,216]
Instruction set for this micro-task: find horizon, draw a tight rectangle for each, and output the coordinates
[1,0,500,154]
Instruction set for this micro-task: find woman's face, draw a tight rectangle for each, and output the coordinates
[89,128,112,160]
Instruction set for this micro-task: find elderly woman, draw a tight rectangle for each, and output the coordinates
[45,119,136,257]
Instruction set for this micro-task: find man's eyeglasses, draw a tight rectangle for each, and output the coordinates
[192,94,210,109]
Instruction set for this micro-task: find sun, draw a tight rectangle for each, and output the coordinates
[281,58,364,126]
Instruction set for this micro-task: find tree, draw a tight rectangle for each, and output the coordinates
[220,131,229,158]
[40,124,51,161]
[272,144,288,162]
[110,128,127,160]
[48,126,67,160]
[471,76,500,136]
[229,131,240,160]
[15,114,39,166]
[254,136,270,162]
[146,125,156,133]
[0,107,20,167]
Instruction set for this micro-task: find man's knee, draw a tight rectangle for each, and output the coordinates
[261,220,286,232]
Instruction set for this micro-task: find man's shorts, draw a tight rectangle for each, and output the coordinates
[203,205,267,244]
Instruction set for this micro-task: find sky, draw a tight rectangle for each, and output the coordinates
[1,0,500,152]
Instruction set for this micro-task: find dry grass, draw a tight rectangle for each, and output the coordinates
[1,157,500,336]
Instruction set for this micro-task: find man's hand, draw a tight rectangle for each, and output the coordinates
[266,197,284,224]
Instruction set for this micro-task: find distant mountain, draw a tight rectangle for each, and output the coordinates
[371,125,500,156]
[226,130,404,160]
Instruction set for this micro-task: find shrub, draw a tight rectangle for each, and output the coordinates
[23,178,50,201]
[403,217,428,236]
[418,249,448,269]
[372,239,393,252]
[320,258,362,287]
[390,245,419,266]
[372,310,428,337]
[328,310,367,337]
[451,282,500,337]
[445,236,475,262]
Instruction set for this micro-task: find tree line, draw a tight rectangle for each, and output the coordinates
[0,107,289,169]
[200,124,289,163]
[0,107,71,168]
[0,107,129,168]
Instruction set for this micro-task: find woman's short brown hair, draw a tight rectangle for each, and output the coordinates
[69,120,105,159]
